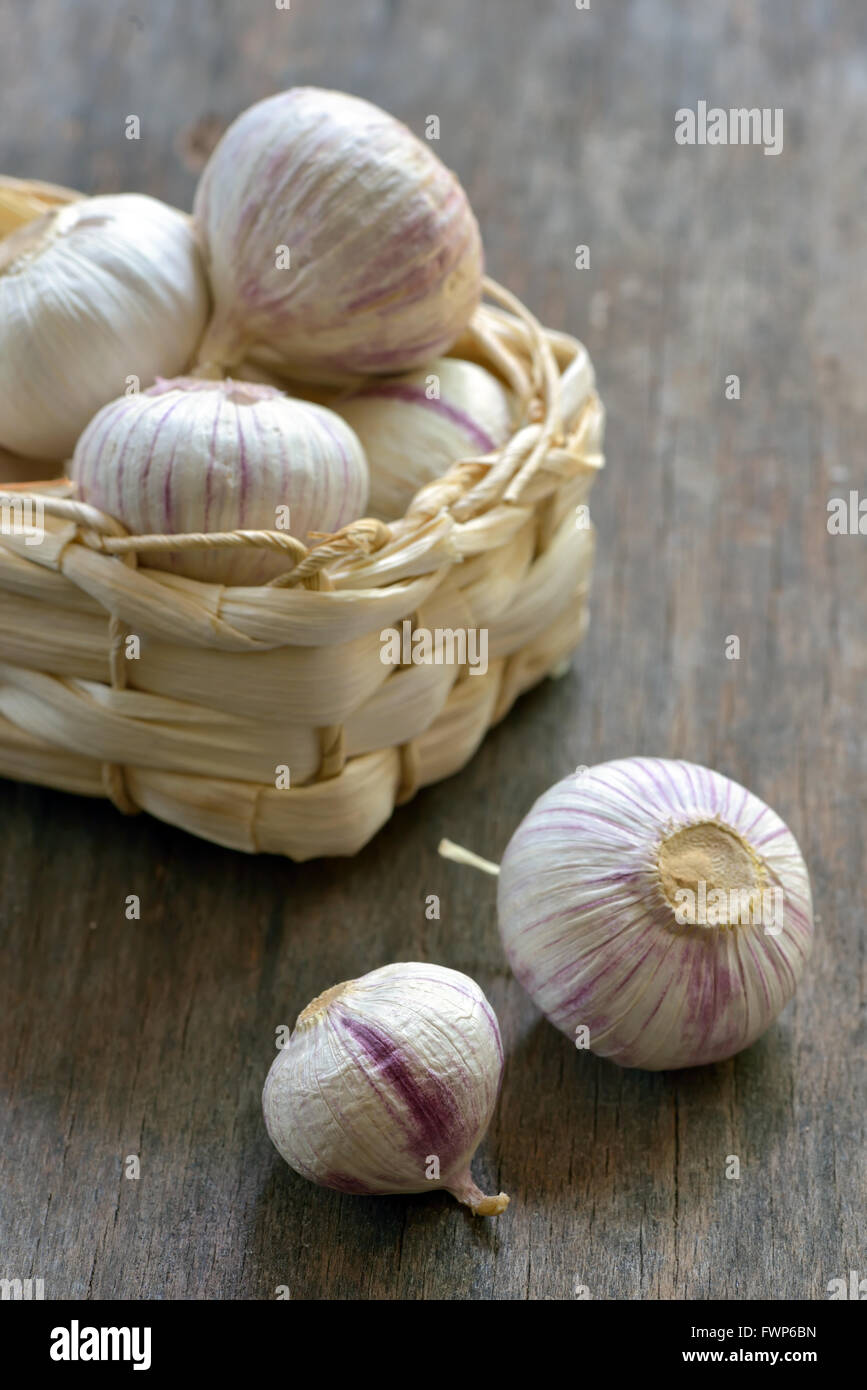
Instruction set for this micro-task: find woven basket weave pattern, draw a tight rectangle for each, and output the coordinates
[0,177,605,860]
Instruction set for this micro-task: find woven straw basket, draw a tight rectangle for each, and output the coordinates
[0,175,605,860]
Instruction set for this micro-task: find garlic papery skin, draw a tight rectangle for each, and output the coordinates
[497,758,814,1071]
[0,194,209,460]
[335,356,513,520]
[262,963,509,1215]
[68,377,369,585]
[193,87,484,383]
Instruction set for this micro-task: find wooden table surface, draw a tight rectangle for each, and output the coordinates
[2,0,865,1301]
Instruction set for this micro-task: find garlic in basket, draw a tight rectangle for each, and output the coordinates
[193,88,484,383]
[442,758,814,1071]
[0,194,208,460]
[69,377,369,585]
[263,963,509,1215]
[335,356,513,519]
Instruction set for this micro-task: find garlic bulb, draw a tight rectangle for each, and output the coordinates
[193,87,484,383]
[335,356,513,519]
[495,758,814,1070]
[69,377,369,585]
[0,194,209,460]
[263,963,509,1215]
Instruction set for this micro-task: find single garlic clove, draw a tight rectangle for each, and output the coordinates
[68,376,369,585]
[0,194,209,460]
[497,758,814,1071]
[193,88,484,383]
[334,356,513,520]
[263,963,509,1215]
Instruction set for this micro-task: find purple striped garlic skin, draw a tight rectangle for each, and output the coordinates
[68,377,369,586]
[497,758,814,1071]
[193,88,484,383]
[335,356,513,520]
[262,963,509,1215]
[0,194,209,461]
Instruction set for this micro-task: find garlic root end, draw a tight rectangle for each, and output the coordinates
[446,1172,510,1217]
[471,1192,510,1217]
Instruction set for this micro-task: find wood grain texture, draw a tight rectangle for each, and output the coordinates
[1,0,864,1301]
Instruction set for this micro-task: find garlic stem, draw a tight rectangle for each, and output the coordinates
[194,315,247,376]
[446,1172,510,1216]
[188,359,228,382]
[0,207,60,274]
[438,838,500,877]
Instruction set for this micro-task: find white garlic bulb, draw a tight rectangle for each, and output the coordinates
[496,758,814,1070]
[0,194,209,460]
[69,377,369,585]
[263,963,509,1215]
[335,356,513,519]
[193,88,484,383]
